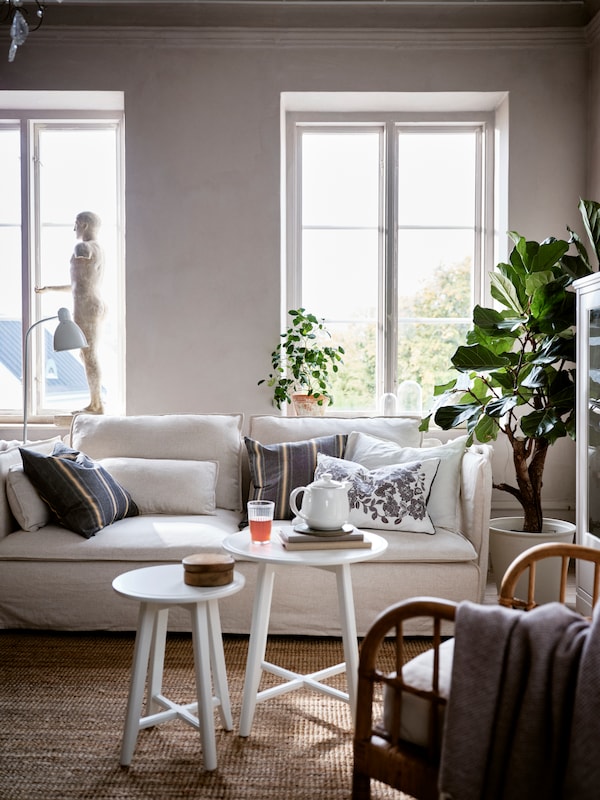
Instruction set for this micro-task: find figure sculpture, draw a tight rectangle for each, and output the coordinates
[36,211,106,414]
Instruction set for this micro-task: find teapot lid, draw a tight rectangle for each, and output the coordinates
[311,472,346,489]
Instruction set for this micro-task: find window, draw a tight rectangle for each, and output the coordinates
[0,104,125,423]
[286,110,495,414]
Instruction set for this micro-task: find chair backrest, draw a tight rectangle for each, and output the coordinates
[498,542,600,611]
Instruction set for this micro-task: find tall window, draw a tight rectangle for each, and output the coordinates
[0,111,125,422]
[287,114,493,414]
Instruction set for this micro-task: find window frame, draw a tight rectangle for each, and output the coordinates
[0,108,126,423]
[285,109,496,410]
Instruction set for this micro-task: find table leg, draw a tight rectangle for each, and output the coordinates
[120,602,156,766]
[239,562,275,737]
[335,563,359,719]
[146,606,169,716]
[190,601,218,772]
[207,598,233,730]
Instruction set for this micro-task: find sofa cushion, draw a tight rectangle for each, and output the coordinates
[345,432,468,532]
[248,415,422,447]
[245,434,347,519]
[316,453,439,534]
[70,413,244,511]
[100,457,218,515]
[0,509,242,562]
[20,443,139,538]
[6,466,50,532]
[0,437,62,539]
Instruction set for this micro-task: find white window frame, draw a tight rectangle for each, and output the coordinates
[0,101,125,423]
[285,109,497,407]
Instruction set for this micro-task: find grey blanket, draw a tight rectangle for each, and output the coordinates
[438,600,598,800]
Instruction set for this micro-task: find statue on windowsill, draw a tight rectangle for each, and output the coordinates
[36,211,106,415]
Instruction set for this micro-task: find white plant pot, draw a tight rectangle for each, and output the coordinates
[489,516,576,604]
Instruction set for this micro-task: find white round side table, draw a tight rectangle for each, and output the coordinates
[222,529,387,737]
[112,564,245,772]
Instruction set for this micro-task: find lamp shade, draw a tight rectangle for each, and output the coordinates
[53,308,88,351]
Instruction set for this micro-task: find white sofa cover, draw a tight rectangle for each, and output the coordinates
[0,413,493,635]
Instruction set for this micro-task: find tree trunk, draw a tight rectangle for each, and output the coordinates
[512,438,548,533]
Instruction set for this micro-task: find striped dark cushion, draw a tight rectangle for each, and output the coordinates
[244,434,347,520]
[20,443,139,538]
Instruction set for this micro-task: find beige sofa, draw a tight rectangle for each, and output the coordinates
[0,413,493,635]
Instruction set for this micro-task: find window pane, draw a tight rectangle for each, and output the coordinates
[397,320,471,413]
[302,229,378,320]
[397,229,473,318]
[0,128,22,413]
[327,321,377,412]
[398,131,476,227]
[36,126,120,414]
[302,131,380,228]
[292,117,483,414]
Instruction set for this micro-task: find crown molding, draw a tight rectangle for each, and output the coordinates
[34,25,586,49]
[586,8,600,39]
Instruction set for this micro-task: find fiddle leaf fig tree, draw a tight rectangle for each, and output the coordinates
[258,308,345,409]
[420,199,600,533]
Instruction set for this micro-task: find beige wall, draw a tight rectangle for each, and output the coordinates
[1,22,596,518]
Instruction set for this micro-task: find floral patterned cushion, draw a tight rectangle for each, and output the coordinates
[315,453,440,534]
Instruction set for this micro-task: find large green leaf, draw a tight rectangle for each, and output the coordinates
[451,344,512,371]
[490,272,525,315]
[531,238,569,272]
[520,365,548,389]
[580,199,600,264]
[485,395,519,418]
[474,414,499,442]
[434,403,482,430]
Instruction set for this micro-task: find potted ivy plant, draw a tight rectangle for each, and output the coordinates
[258,308,345,416]
[420,199,600,595]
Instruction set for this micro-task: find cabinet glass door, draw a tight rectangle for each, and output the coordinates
[588,307,600,539]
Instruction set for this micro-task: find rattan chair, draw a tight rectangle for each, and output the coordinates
[352,542,600,800]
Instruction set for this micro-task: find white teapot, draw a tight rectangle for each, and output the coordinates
[289,473,351,531]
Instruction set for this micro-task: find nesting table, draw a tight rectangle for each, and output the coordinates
[222,530,387,736]
[112,564,245,771]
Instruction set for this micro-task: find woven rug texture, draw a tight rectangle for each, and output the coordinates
[0,631,428,800]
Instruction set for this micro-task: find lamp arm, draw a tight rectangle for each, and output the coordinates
[23,315,58,443]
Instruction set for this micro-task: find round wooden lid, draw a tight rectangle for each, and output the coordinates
[182,553,234,573]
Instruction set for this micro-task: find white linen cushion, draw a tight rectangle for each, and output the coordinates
[2,438,62,534]
[382,638,455,747]
[345,432,468,532]
[100,458,218,515]
[7,465,51,531]
[70,413,243,511]
[248,415,422,447]
[315,453,439,534]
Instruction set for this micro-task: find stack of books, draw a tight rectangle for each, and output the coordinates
[277,525,371,550]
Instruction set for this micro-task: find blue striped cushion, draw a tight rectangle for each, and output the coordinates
[244,434,347,520]
[20,443,139,538]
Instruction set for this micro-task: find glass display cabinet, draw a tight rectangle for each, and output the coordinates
[575,272,600,615]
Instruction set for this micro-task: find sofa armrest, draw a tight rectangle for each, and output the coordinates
[458,443,493,569]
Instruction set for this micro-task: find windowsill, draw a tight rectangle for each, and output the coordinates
[0,421,71,444]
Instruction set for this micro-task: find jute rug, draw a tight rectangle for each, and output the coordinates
[0,631,429,800]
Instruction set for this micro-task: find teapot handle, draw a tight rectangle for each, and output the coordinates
[289,486,307,520]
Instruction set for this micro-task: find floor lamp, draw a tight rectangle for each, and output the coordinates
[23,307,88,443]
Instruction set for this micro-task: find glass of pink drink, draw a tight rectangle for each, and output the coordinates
[247,500,275,544]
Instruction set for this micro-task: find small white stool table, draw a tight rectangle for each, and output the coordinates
[222,530,387,737]
[112,564,245,771]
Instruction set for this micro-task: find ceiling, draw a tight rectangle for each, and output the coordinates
[35,1,600,31]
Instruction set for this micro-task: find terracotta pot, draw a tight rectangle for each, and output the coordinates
[291,393,329,417]
[489,516,576,604]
